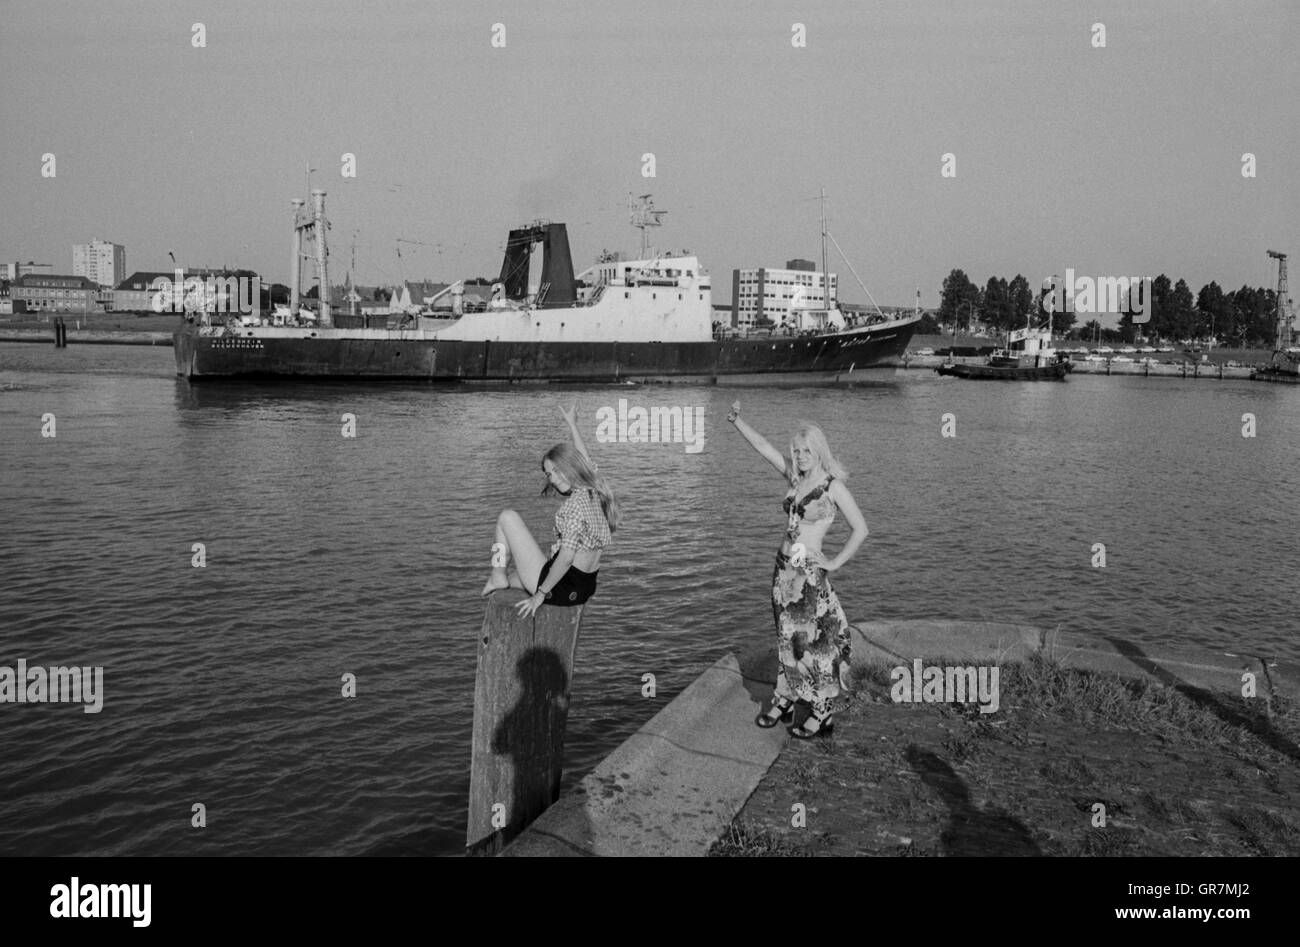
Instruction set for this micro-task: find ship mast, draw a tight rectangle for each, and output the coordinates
[818,189,886,318]
[289,199,305,318]
[820,187,830,309]
[312,190,331,327]
[288,188,331,326]
[629,194,666,260]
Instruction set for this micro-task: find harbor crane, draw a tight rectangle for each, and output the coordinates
[1267,250,1292,353]
[1252,249,1300,381]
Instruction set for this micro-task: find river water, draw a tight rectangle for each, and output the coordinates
[1,341,1295,856]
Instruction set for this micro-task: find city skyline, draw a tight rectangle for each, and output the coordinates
[2,1,1297,322]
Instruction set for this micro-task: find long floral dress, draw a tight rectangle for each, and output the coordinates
[771,475,852,719]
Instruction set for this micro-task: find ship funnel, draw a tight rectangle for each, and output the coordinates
[498,222,576,308]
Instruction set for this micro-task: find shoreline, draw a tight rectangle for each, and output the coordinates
[0,329,173,346]
[906,353,1259,378]
[0,327,1276,379]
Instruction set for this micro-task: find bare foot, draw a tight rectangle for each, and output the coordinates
[481,570,509,597]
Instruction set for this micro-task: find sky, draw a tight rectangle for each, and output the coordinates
[2,0,1297,323]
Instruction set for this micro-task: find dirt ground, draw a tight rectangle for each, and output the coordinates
[713,659,1300,856]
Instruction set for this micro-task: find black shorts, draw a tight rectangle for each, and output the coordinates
[538,553,598,606]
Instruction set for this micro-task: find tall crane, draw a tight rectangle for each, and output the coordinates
[1267,249,1291,353]
[1253,249,1300,380]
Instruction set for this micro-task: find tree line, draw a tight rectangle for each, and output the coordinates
[937,270,1284,347]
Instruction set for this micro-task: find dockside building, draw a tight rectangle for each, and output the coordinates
[730,259,837,329]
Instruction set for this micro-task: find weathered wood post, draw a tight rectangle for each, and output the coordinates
[466,591,584,855]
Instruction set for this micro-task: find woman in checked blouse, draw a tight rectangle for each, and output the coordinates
[728,401,868,738]
[482,404,619,618]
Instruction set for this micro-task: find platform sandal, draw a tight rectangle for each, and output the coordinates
[755,696,795,728]
[789,712,833,739]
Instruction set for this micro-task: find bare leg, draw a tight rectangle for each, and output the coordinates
[482,509,547,596]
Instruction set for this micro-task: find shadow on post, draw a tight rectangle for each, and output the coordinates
[466,590,584,855]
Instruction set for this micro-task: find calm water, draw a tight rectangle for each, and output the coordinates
[1,341,1296,856]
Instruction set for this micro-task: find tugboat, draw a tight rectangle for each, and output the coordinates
[935,323,1070,381]
[173,191,919,383]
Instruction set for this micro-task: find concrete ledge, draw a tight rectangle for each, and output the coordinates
[850,619,1298,703]
[502,652,785,856]
[850,619,1045,667]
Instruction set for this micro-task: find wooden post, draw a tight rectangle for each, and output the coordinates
[466,591,584,855]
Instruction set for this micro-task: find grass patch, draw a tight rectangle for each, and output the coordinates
[1223,807,1300,856]
[1010,654,1299,760]
[709,820,811,857]
[723,648,1300,857]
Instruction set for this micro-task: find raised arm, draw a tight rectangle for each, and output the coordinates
[559,402,591,463]
[726,401,789,477]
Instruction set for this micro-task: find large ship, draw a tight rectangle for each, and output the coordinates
[173,192,918,383]
[175,189,925,382]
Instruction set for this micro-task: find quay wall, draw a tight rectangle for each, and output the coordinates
[905,354,1257,379]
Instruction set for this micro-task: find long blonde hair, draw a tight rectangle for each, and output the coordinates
[541,443,621,531]
[788,422,847,485]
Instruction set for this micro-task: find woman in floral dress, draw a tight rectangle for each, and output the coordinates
[727,401,868,738]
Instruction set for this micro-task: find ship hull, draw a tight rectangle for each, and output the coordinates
[1250,367,1300,384]
[1250,352,1300,384]
[173,322,916,382]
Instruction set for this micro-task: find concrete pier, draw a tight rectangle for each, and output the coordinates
[501,620,1296,856]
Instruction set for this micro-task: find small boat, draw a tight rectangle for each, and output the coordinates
[1251,352,1300,384]
[935,325,1070,381]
